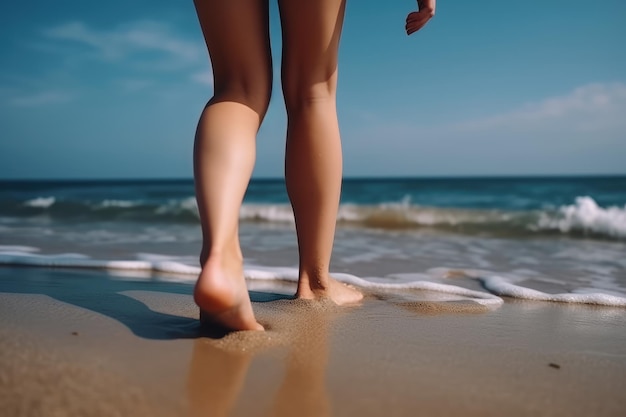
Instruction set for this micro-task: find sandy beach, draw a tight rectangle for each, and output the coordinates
[1,265,625,417]
[2,0,625,410]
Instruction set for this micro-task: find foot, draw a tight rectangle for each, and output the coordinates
[194,256,263,332]
[296,275,363,305]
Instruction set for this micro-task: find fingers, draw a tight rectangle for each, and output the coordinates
[406,0,435,36]
[405,10,432,35]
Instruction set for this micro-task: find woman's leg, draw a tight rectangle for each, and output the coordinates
[193,0,272,331]
[279,0,362,304]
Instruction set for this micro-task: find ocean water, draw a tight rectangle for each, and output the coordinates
[1,177,625,307]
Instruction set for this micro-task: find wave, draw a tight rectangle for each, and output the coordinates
[241,197,626,240]
[9,197,201,223]
[1,249,625,307]
[535,196,626,239]
[3,196,626,240]
[98,199,140,208]
[24,197,56,208]
[480,275,626,307]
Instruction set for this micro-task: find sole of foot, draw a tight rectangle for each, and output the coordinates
[194,260,264,332]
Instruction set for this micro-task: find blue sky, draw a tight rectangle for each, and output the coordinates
[1,0,625,179]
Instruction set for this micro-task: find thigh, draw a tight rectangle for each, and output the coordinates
[194,0,272,104]
[278,0,346,98]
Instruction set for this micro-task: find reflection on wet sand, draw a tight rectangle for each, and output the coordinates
[187,341,253,417]
[186,300,334,417]
[268,309,331,417]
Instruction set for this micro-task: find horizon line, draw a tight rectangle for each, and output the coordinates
[1,172,626,182]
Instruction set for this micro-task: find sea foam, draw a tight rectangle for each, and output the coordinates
[9,194,626,240]
[537,196,626,239]
[481,275,626,307]
[238,198,626,239]
[24,197,56,208]
[98,200,139,208]
[1,248,625,308]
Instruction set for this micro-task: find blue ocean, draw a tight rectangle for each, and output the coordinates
[1,176,625,307]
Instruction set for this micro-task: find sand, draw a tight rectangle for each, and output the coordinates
[1,266,625,417]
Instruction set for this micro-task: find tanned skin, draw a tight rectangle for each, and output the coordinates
[192,0,435,332]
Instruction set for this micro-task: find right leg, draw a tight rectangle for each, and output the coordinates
[279,0,362,305]
[193,0,272,331]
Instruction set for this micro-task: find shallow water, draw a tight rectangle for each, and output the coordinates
[1,177,625,306]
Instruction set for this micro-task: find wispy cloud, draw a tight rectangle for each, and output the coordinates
[43,21,203,67]
[32,20,213,94]
[455,82,626,132]
[342,80,626,164]
[9,91,74,107]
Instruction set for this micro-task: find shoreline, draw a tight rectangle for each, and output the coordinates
[1,266,625,416]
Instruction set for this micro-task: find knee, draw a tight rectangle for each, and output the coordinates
[282,75,337,116]
[212,75,272,118]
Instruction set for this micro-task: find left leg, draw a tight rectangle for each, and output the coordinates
[192,0,272,331]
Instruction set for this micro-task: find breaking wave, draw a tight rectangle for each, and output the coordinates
[4,196,626,240]
[535,196,626,239]
[242,196,626,239]
[24,197,56,208]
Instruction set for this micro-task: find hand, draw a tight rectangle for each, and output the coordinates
[406,0,436,36]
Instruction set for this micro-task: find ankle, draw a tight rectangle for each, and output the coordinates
[298,269,331,293]
[199,246,243,267]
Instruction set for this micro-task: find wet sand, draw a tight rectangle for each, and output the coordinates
[1,266,625,417]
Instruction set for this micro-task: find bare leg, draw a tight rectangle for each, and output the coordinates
[279,0,362,305]
[193,0,272,331]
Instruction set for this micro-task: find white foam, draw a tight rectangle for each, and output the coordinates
[24,197,55,208]
[239,204,295,223]
[537,196,626,239]
[229,199,626,239]
[154,197,199,217]
[152,261,200,275]
[0,249,132,269]
[0,245,40,253]
[335,204,362,222]
[2,249,625,308]
[572,287,626,298]
[481,275,626,307]
[336,273,504,307]
[241,265,503,308]
[236,202,508,228]
[0,250,502,307]
[427,267,626,307]
[98,200,139,208]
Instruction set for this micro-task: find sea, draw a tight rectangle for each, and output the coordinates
[1,176,625,307]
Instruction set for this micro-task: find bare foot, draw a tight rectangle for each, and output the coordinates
[194,257,263,332]
[296,275,363,305]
